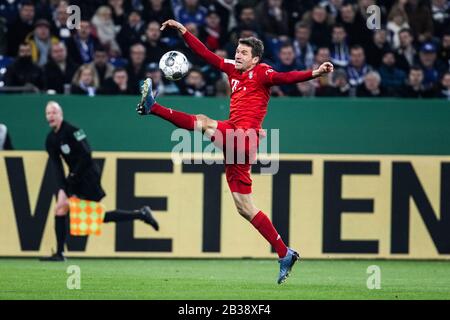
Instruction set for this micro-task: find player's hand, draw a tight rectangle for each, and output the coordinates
[160,19,187,34]
[316,62,334,76]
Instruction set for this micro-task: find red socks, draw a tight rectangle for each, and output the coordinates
[151,103,196,130]
[251,211,288,258]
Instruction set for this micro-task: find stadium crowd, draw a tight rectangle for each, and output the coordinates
[0,0,449,98]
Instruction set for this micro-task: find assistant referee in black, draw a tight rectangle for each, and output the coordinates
[41,101,159,261]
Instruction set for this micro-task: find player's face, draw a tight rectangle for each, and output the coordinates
[235,44,259,72]
[46,104,63,130]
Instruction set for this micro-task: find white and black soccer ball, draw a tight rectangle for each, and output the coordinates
[159,51,190,81]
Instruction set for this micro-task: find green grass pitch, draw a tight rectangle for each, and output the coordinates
[1,258,449,300]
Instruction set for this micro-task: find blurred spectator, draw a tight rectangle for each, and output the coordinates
[418,42,447,89]
[396,28,417,72]
[255,0,290,39]
[43,42,78,94]
[200,48,228,92]
[400,66,434,97]
[227,6,260,54]
[145,62,168,95]
[0,123,13,150]
[142,20,169,63]
[321,0,345,19]
[179,68,211,96]
[6,0,35,56]
[108,0,126,26]
[378,50,407,93]
[283,0,316,36]
[436,71,450,99]
[89,47,114,87]
[91,6,121,57]
[292,22,315,70]
[71,64,99,96]
[66,20,101,65]
[366,29,391,69]
[69,0,106,20]
[117,10,146,58]
[234,6,258,33]
[302,5,333,48]
[347,45,372,87]
[143,0,175,25]
[356,71,388,97]
[126,43,147,94]
[336,2,371,48]
[330,24,350,68]
[145,61,181,95]
[402,0,434,43]
[172,0,208,27]
[99,67,134,95]
[211,0,238,33]
[440,30,450,70]
[51,1,71,42]
[318,68,351,97]
[0,0,21,24]
[272,43,301,96]
[312,47,333,95]
[25,19,59,67]
[387,5,410,49]
[0,16,6,55]
[431,0,450,38]
[199,9,223,51]
[4,42,43,90]
[33,0,54,21]
[292,80,315,97]
[126,0,145,12]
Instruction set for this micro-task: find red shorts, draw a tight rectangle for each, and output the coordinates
[212,121,260,194]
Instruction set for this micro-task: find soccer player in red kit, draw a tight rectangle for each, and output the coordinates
[137,19,334,284]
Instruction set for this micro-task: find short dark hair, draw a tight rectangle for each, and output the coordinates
[410,65,423,73]
[19,0,34,8]
[238,37,264,62]
[113,67,127,75]
[350,45,364,53]
[399,28,412,36]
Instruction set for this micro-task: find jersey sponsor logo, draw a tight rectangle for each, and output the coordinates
[73,129,86,141]
[265,69,274,75]
[60,144,71,154]
[231,79,240,93]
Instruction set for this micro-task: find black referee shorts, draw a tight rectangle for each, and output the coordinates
[66,167,106,202]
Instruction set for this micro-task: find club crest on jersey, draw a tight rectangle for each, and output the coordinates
[61,144,71,154]
[249,71,253,79]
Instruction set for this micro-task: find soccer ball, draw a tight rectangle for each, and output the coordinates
[159,51,190,81]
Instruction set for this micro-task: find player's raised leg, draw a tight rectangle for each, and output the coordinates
[136,78,218,134]
[231,191,300,284]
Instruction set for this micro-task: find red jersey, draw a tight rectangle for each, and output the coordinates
[183,31,314,130]
[220,60,273,129]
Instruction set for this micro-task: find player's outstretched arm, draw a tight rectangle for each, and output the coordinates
[270,62,334,85]
[160,19,223,70]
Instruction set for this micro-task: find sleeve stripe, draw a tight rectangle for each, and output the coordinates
[224,59,235,65]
